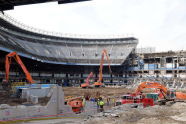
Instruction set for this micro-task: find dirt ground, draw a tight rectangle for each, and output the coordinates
[0,87,133,106]
[63,87,135,98]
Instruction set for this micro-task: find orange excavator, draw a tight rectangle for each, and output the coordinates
[135,82,186,104]
[94,49,112,87]
[117,81,186,106]
[2,52,34,90]
[81,72,94,88]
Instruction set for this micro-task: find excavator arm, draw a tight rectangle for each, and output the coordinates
[81,72,93,88]
[85,72,93,84]
[135,81,168,100]
[135,82,168,94]
[94,49,112,87]
[5,52,34,83]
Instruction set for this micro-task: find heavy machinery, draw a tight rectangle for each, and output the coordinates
[135,81,186,104]
[94,49,112,87]
[116,94,154,107]
[2,52,34,91]
[116,81,186,107]
[81,72,94,88]
[65,96,84,114]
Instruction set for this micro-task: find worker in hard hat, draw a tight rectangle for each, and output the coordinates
[97,97,105,112]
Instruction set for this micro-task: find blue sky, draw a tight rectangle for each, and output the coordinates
[6,0,186,52]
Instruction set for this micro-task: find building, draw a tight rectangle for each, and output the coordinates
[127,50,186,88]
[0,12,185,88]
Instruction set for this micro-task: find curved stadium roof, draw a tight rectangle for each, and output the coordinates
[0,12,138,65]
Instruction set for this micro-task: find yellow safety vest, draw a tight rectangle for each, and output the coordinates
[98,101,104,106]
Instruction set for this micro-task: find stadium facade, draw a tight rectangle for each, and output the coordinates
[0,12,138,85]
[0,12,138,65]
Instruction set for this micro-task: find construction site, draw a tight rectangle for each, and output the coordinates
[0,0,186,124]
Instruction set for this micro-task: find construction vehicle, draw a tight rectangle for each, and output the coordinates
[94,49,112,87]
[81,72,94,88]
[116,93,154,108]
[116,81,186,107]
[65,97,84,114]
[135,81,186,104]
[2,52,34,91]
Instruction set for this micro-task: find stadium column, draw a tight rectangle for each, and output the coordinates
[64,73,69,86]
[51,73,55,84]
[80,73,83,84]
[110,73,113,84]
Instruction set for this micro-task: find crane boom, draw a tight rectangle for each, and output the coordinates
[5,52,34,83]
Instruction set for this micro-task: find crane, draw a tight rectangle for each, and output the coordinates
[94,49,112,87]
[5,52,34,84]
[81,72,93,88]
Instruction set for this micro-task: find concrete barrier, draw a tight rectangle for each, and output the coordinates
[0,86,75,121]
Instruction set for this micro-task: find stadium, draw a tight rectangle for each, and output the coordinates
[0,1,186,123]
[0,11,138,85]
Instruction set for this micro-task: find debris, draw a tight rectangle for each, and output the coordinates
[85,102,186,124]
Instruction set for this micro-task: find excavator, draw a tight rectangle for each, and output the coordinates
[2,52,34,91]
[3,52,85,112]
[94,49,112,87]
[116,81,186,107]
[81,72,94,88]
[135,81,186,104]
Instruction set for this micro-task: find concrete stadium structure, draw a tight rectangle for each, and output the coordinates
[0,12,138,65]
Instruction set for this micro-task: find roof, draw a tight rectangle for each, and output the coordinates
[0,0,91,11]
[0,13,138,65]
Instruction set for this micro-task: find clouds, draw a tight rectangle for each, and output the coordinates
[6,0,186,51]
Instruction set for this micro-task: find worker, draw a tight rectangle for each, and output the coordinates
[97,97,105,112]
[112,98,116,106]
[106,97,110,106]
[82,97,86,112]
